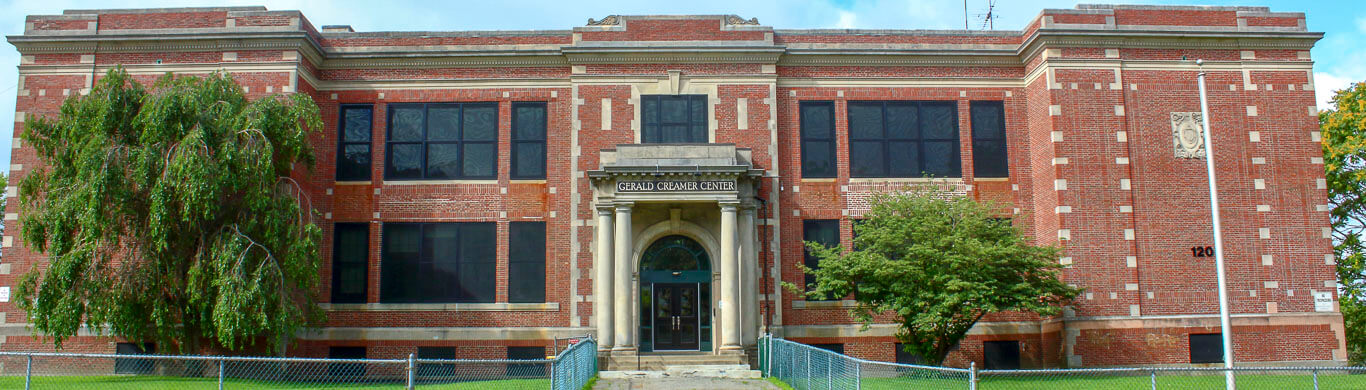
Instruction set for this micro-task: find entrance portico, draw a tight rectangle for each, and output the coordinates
[589,144,763,355]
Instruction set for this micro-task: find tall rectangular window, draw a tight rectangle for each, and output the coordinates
[847,101,960,178]
[641,95,708,143]
[970,101,1008,178]
[386,103,497,180]
[800,102,836,178]
[512,102,548,179]
[509,221,547,303]
[331,223,369,304]
[380,222,496,303]
[802,220,840,295]
[337,105,373,181]
[1189,334,1224,363]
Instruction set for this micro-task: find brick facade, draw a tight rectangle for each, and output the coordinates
[2,4,1343,367]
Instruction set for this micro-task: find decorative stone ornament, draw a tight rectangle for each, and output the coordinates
[1171,112,1206,158]
[724,15,760,25]
[587,15,621,26]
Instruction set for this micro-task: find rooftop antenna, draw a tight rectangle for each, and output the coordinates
[964,0,969,29]
[977,0,997,30]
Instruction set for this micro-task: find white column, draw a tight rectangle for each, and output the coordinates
[612,202,635,352]
[594,206,615,351]
[740,206,758,346]
[719,201,742,351]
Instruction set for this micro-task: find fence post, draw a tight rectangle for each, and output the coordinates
[548,355,556,390]
[1150,369,1156,390]
[855,360,861,390]
[1313,368,1320,390]
[406,353,415,390]
[218,358,225,390]
[24,353,31,390]
[805,349,811,390]
[827,353,833,390]
[968,361,976,390]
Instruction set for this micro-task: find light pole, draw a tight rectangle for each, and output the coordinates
[1196,58,1236,389]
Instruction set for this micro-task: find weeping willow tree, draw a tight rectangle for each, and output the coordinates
[16,67,324,354]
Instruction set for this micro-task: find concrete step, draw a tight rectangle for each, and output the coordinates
[603,353,749,371]
[600,364,763,379]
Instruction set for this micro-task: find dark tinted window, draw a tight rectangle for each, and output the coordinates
[1190,334,1224,363]
[803,220,840,297]
[811,343,845,355]
[970,101,1008,178]
[800,102,836,178]
[385,103,498,180]
[331,223,369,304]
[507,346,548,377]
[509,222,547,303]
[381,223,495,303]
[337,105,373,181]
[847,101,960,178]
[641,95,708,143]
[327,346,367,377]
[115,342,155,375]
[417,347,457,378]
[983,340,1021,369]
[512,102,548,179]
[894,343,925,365]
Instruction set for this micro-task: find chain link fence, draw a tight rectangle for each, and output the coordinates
[0,336,596,390]
[760,334,1366,389]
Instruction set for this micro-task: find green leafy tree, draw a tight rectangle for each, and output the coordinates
[16,67,324,354]
[1322,81,1366,364]
[793,186,1079,366]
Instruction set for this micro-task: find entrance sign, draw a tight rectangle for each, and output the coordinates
[617,180,736,193]
[1314,291,1334,312]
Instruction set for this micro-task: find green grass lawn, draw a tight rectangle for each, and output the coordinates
[771,373,1366,389]
[0,375,553,389]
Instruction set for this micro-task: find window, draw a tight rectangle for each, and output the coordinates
[115,342,155,375]
[1189,334,1224,363]
[337,105,373,181]
[641,95,708,143]
[800,102,836,178]
[811,343,845,355]
[509,222,546,303]
[380,223,496,303]
[386,103,497,180]
[970,101,1008,178]
[847,101,960,178]
[327,346,367,377]
[331,223,369,304]
[512,102,548,179]
[894,343,925,365]
[983,340,1021,369]
[417,347,456,377]
[803,220,840,295]
[507,346,548,377]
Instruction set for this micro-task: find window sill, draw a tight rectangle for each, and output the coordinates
[792,300,858,309]
[509,179,548,184]
[335,181,373,185]
[320,302,560,312]
[847,177,964,184]
[383,179,499,186]
[800,178,837,183]
[972,177,1010,182]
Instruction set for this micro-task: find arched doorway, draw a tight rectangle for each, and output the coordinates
[639,235,712,352]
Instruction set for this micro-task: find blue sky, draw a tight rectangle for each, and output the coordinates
[0,0,1360,175]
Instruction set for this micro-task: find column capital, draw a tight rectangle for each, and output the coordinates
[596,204,615,215]
[613,201,634,212]
[719,200,741,212]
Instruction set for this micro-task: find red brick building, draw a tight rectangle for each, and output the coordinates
[3,4,1343,368]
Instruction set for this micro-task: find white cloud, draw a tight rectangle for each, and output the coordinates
[835,11,857,29]
[1315,72,1354,110]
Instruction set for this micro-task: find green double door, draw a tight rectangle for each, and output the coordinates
[651,283,701,351]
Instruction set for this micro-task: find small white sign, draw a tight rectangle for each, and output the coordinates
[0,286,10,303]
[1315,291,1334,312]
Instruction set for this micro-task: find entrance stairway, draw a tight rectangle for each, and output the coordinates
[600,352,760,379]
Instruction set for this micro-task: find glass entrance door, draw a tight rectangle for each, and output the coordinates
[652,283,700,351]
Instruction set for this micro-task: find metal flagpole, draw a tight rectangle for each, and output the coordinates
[1196,58,1236,390]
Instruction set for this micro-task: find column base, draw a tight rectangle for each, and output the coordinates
[609,347,638,356]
